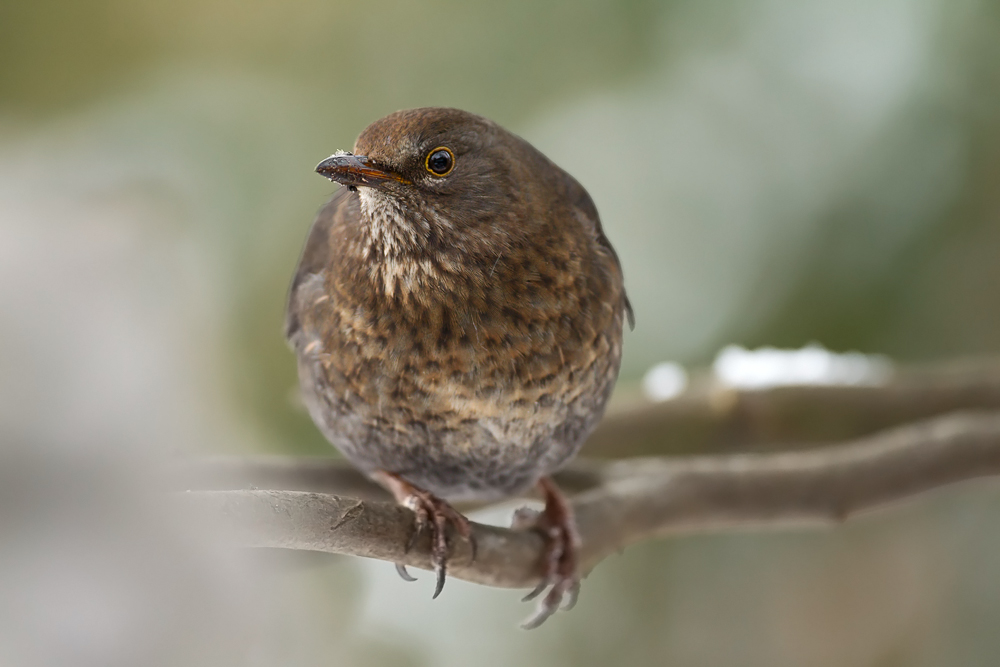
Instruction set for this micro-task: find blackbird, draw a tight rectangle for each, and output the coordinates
[286,107,631,628]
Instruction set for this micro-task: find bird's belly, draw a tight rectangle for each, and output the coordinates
[294,284,624,501]
[297,353,611,501]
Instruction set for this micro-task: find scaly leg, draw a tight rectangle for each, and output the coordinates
[511,476,580,629]
[372,470,476,599]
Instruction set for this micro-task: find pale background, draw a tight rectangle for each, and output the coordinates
[2,1,1000,665]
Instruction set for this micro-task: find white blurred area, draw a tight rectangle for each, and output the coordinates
[641,343,891,402]
[0,127,257,665]
[0,102,387,665]
[712,344,893,390]
[642,362,689,401]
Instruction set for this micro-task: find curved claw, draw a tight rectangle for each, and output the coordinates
[561,580,581,611]
[513,477,581,629]
[373,470,475,601]
[395,563,417,582]
[431,508,450,599]
[521,577,579,630]
[521,579,548,603]
[432,562,447,599]
[521,599,557,630]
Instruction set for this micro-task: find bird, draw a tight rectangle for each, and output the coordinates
[285,107,631,628]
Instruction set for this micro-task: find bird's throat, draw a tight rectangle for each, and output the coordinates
[354,189,455,301]
[357,189,428,258]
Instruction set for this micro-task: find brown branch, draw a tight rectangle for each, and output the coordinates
[176,410,1000,590]
[583,356,1000,457]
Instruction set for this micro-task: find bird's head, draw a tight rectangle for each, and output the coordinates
[316,108,552,248]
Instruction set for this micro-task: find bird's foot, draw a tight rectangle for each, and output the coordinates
[511,476,580,629]
[373,470,475,599]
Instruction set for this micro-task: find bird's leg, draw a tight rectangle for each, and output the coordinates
[511,476,581,629]
[372,470,475,599]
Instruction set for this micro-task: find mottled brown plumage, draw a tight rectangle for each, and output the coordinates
[286,107,630,626]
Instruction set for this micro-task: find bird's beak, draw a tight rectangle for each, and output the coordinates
[315,153,410,188]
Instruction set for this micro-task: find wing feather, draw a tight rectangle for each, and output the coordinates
[284,187,356,343]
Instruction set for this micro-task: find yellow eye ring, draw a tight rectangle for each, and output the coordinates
[424,147,455,176]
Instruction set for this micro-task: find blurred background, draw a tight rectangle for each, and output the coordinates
[2,0,1000,664]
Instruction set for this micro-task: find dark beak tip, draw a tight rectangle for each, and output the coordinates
[315,153,368,182]
[315,155,343,177]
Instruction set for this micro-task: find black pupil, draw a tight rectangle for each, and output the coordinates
[428,150,452,174]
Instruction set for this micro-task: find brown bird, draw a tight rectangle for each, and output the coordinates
[286,107,631,628]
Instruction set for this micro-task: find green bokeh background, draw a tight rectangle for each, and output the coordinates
[3,0,1000,665]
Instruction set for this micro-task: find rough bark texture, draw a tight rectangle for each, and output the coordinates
[176,409,1000,590]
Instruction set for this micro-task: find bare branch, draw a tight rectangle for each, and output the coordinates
[176,410,1000,590]
[585,357,1000,457]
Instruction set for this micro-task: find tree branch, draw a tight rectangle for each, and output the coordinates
[177,410,1000,590]
[584,357,1000,457]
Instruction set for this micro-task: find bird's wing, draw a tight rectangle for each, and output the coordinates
[565,177,636,330]
[284,187,356,344]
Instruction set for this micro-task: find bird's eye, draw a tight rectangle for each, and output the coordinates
[425,147,455,176]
